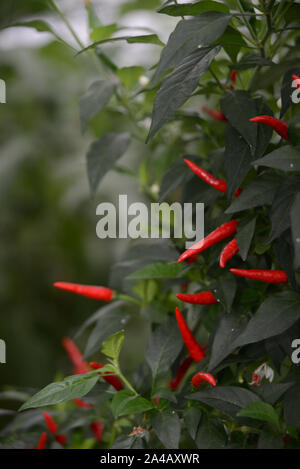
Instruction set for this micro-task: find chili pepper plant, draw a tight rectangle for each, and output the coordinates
[2,0,300,450]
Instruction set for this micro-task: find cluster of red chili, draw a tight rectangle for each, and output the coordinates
[45,71,295,448]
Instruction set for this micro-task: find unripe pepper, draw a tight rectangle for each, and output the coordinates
[184,159,242,197]
[201,106,227,121]
[219,238,239,268]
[61,337,90,375]
[178,220,238,263]
[37,432,47,449]
[53,282,114,302]
[250,116,289,140]
[192,372,216,387]
[89,361,123,391]
[230,268,288,283]
[176,291,218,305]
[175,308,206,362]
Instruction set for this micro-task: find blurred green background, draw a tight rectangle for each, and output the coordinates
[0,0,175,391]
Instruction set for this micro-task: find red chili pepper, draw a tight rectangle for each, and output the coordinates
[184,159,242,198]
[90,421,104,442]
[230,69,237,83]
[192,372,216,387]
[53,282,114,302]
[169,356,194,390]
[292,74,300,89]
[175,308,206,362]
[43,412,58,435]
[219,238,239,268]
[230,268,288,283]
[37,432,47,449]
[89,362,123,391]
[176,291,218,305]
[186,252,199,264]
[201,106,227,121]
[74,398,92,409]
[62,337,90,375]
[178,220,238,264]
[55,434,67,446]
[250,116,289,140]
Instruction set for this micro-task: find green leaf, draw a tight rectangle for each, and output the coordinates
[84,307,130,359]
[252,146,300,172]
[268,176,300,243]
[236,217,256,261]
[19,372,101,411]
[117,66,145,90]
[147,46,221,142]
[87,132,131,197]
[153,11,231,83]
[90,24,118,42]
[151,410,181,449]
[79,80,116,133]
[146,318,182,382]
[215,26,246,62]
[195,415,226,449]
[208,313,248,371]
[159,156,193,202]
[284,384,300,427]
[237,402,280,429]
[258,429,283,449]
[224,125,253,198]
[111,390,153,418]
[75,301,127,339]
[127,262,185,279]
[79,34,164,54]
[157,1,229,16]
[291,192,300,268]
[184,407,202,440]
[226,172,282,214]
[221,91,258,150]
[11,20,68,46]
[233,292,300,348]
[234,54,273,71]
[215,272,237,312]
[256,383,294,406]
[101,330,124,361]
[187,386,261,418]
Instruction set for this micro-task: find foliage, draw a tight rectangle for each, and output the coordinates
[1,0,300,450]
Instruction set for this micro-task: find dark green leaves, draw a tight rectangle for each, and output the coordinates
[268,176,300,243]
[233,292,300,348]
[20,372,100,411]
[146,318,182,383]
[237,402,280,429]
[153,12,231,84]
[79,34,164,54]
[111,390,153,418]
[79,80,116,133]
[236,217,256,261]
[253,146,300,172]
[187,386,261,418]
[151,410,181,449]
[157,1,229,17]
[128,262,185,280]
[87,132,130,197]
[147,46,221,142]
[226,172,282,214]
[291,193,300,268]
